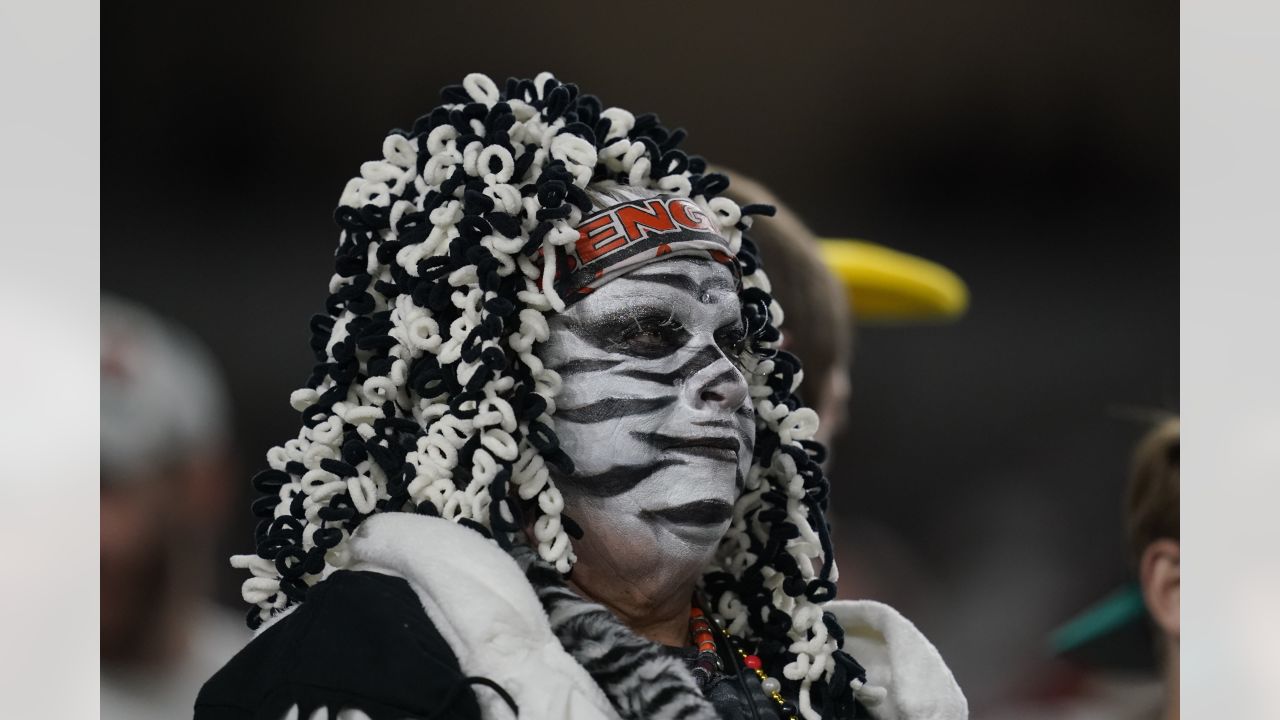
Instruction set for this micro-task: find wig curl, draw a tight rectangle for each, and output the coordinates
[234,72,867,719]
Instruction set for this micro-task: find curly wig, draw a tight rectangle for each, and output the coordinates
[233,72,867,719]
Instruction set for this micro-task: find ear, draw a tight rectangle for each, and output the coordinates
[1139,538,1180,640]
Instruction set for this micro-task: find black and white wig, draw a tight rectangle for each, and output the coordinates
[235,73,866,718]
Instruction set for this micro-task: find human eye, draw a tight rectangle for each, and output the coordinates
[715,321,749,358]
[614,310,690,358]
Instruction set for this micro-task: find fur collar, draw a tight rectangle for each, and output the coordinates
[342,513,967,720]
[347,513,621,719]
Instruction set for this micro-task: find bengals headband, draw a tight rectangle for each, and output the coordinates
[542,196,740,307]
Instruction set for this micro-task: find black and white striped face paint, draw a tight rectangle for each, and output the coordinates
[544,257,754,601]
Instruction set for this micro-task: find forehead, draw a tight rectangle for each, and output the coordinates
[565,257,739,315]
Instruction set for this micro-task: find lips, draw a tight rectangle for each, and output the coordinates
[657,434,740,461]
[641,499,734,526]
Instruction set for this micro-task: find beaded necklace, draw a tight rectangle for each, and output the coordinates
[688,606,799,720]
[687,607,722,687]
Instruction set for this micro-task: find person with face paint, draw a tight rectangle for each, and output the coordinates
[197,74,967,720]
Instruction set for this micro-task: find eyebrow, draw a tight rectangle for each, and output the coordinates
[624,268,736,296]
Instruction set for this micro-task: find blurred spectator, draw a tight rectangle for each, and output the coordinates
[719,168,968,604]
[1127,417,1179,720]
[992,416,1179,720]
[101,296,249,720]
[718,168,967,448]
[719,169,854,449]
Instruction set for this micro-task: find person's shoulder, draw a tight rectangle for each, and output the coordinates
[195,570,481,720]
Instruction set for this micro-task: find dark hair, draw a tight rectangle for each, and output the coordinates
[1126,416,1180,562]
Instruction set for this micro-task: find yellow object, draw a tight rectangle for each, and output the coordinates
[818,239,969,322]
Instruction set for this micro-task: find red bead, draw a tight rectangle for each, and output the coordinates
[743,654,762,669]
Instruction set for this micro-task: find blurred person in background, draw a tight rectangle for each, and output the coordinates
[993,416,1179,720]
[718,170,854,450]
[1130,417,1179,720]
[101,295,249,719]
[719,169,968,602]
[718,168,968,448]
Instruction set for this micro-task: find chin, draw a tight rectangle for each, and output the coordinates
[572,511,724,593]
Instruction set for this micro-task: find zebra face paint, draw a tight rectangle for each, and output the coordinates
[544,256,754,603]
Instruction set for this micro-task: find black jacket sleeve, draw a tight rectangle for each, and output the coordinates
[195,570,483,720]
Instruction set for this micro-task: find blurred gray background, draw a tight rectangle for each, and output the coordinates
[102,1,1177,712]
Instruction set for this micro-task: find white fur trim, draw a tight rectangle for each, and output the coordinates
[345,513,620,720]
[825,600,968,720]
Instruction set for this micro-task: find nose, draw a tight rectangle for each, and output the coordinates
[685,344,750,412]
